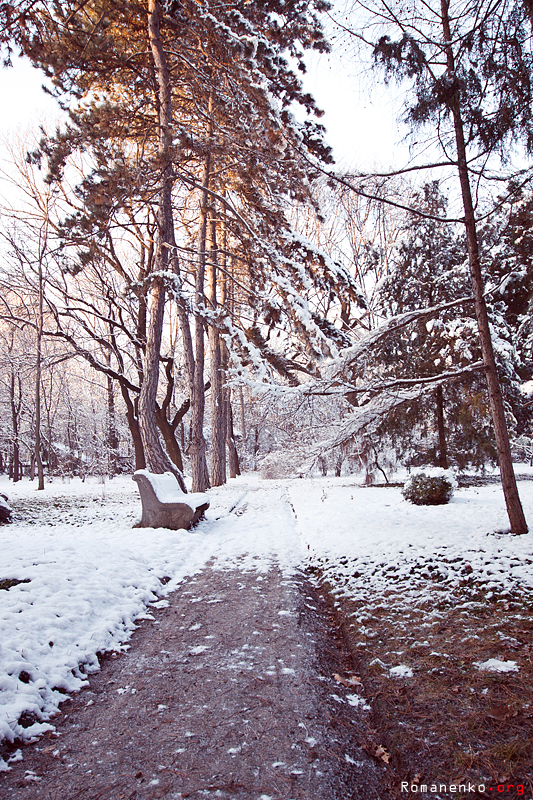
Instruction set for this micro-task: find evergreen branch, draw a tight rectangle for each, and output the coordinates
[337,361,485,396]
[309,362,485,456]
[334,295,475,369]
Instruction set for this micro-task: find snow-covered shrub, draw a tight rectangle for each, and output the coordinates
[402,469,456,506]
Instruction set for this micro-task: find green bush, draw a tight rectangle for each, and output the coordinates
[402,471,455,506]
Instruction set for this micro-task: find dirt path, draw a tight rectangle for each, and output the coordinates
[1,563,389,800]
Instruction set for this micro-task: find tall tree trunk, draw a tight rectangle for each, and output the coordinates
[436,384,448,470]
[10,372,22,483]
[206,206,226,486]
[187,100,214,493]
[35,249,45,490]
[138,0,185,484]
[239,386,246,442]
[171,246,206,487]
[441,0,527,533]
[226,393,240,478]
[106,374,119,477]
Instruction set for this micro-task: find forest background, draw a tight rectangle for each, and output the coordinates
[1,0,533,533]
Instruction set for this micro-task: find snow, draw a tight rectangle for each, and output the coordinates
[346,694,371,710]
[475,659,519,673]
[1,471,533,770]
[389,665,414,678]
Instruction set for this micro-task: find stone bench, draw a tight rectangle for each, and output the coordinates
[132,470,209,530]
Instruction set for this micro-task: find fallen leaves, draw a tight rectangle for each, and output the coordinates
[485,703,518,722]
[363,741,391,764]
[333,672,361,687]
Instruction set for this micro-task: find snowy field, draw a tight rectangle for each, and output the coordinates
[1,471,533,770]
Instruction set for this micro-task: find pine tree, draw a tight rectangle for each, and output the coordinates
[357,0,533,532]
[374,182,492,470]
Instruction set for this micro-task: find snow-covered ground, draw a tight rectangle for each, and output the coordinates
[1,471,533,770]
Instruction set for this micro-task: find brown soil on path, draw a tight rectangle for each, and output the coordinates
[1,565,390,800]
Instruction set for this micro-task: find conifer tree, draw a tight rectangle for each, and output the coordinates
[350,0,533,532]
[373,182,521,471]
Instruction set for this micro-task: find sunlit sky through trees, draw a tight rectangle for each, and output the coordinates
[0,47,408,179]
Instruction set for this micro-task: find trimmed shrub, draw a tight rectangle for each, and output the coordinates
[402,470,456,506]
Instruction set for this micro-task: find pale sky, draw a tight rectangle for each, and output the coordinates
[0,52,407,175]
[1,58,58,134]
[301,48,408,170]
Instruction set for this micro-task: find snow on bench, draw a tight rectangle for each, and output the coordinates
[132,470,209,530]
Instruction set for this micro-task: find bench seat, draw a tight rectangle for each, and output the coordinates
[133,470,209,530]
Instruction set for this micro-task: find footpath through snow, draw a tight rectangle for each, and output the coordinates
[2,473,533,795]
[0,563,386,799]
[0,479,388,799]
[0,479,305,763]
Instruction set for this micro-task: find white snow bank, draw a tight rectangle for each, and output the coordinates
[0,477,222,765]
[288,478,533,598]
[0,475,306,768]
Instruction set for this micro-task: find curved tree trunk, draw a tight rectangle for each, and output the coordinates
[155,407,184,472]
[119,383,146,470]
[138,0,186,488]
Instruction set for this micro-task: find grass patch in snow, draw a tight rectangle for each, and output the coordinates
[0,579,31,591]
[311,554,533,797]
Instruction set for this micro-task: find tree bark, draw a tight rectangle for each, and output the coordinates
[120,384,146,470]
[436,384,448,470]
[138,0,185,484]
[206,206,226,486]
[35,243,45,490]
[106,374,119,477]
[155,406,184,472]
[220,335,240,478]
[441,0,527,533]
[154,358,184,472]
[226,394,240,478]
[239,386,246,441]
[10,372,22,483]
[187,99,214,493]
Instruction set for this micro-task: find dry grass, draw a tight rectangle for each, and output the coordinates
[313,566,533,799]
